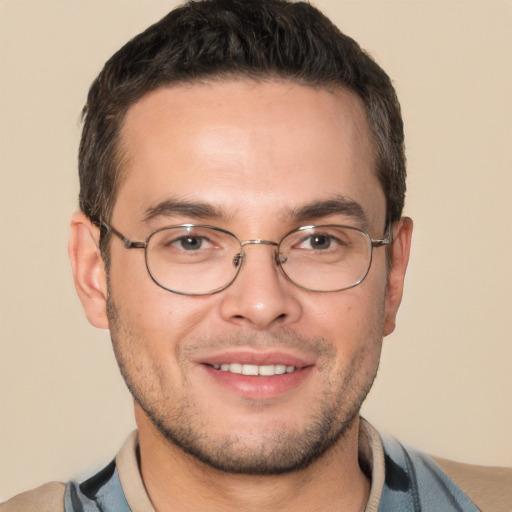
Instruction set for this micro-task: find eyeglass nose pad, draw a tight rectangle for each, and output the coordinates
[273,248,288,265]
[276,254,288,265]
[233,253,243,267]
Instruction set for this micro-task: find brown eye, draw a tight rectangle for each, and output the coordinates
[308,234,332,250]
[178,236,206,251]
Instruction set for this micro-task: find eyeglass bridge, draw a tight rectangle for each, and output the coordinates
[233,239,288,268]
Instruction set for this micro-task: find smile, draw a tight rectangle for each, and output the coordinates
[210,363,297,376]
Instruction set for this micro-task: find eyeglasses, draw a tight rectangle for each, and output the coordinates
[102,223,392,295]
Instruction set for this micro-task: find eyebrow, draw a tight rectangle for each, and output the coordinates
[143,198,228,223]
[286,196,369,226]
[143,195,368,227]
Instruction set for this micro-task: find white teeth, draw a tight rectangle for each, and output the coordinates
[274,365,286,375]
[215,363,297,376]
[258,365,275,376]
[243,364,259,376]
[229,363,242,374]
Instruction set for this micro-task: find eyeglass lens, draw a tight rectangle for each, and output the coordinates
[144,225,374,295]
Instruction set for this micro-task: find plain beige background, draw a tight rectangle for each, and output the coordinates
[1,0,511,501]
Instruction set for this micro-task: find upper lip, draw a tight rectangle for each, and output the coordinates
[197,350,315,369]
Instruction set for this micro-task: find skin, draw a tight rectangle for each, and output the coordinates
[69,80,412,512]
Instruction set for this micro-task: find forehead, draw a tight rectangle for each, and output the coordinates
[115,79,384,232]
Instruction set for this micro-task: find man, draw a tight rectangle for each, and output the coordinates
[2,0,510,511]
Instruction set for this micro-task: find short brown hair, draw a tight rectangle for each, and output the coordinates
[79,0,405,240]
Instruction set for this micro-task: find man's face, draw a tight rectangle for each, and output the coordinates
[102,80,405,474]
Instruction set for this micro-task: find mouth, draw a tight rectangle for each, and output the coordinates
[208,363,298,376]
[198,351,314,400]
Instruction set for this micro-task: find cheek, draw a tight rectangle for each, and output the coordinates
[299,282,387,374]
[109,261,218,359]
[304,287,386,336]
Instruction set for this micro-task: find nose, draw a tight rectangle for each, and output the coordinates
[219,241,302,329]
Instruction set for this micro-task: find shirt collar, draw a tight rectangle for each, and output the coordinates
[115,418,385,512]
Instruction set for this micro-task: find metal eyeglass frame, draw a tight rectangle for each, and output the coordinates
[101,222,393,295]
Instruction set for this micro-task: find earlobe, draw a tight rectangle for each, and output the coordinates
[68,211,109,329]
[383,216,413,336]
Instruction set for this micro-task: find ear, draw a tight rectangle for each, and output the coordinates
[383,216,413,336]
[68,211,109,329]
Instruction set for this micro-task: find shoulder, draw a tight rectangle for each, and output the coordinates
[1,433,139,512]
[0,460,124,512]
[1,482,66,512]
[380,435,512,511]
[432,456,512,512]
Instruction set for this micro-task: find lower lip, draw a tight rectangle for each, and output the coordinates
[201,365,314,400]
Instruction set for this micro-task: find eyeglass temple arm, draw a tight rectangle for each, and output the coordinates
[371,224,394,247]
[100,222,146,249]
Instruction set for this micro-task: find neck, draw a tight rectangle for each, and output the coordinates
[136,408,370,512]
